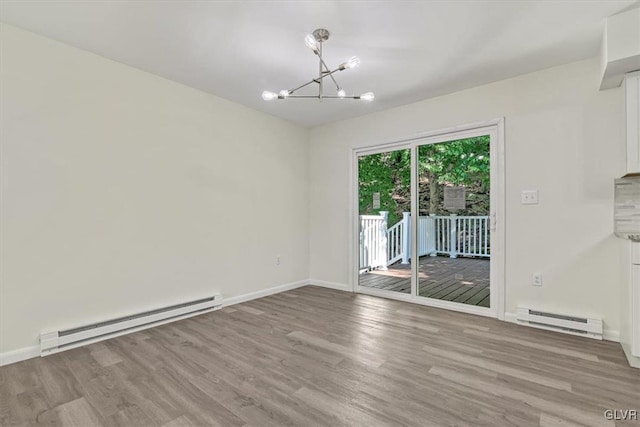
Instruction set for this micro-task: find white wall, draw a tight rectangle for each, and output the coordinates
[0,24,309,354]
[309,57,627,337]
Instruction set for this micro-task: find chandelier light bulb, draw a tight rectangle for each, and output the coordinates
[279,90,290,97]
[339,56,360,70]
[304,34,318,52]
[262,91,278,101]
[360,92,375,101]
[337,88,346,98]
[346,56,360,69]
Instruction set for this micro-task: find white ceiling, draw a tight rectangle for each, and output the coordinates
[0,1,635,127]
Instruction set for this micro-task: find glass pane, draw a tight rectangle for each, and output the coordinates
[417,136,491,307]
[358,148,411,294]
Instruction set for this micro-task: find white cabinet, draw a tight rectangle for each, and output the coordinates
[626,72,640,173]
[632,245,640,357]
[626,72,640,362]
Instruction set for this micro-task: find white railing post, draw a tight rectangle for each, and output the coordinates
[379,211,389,270]
[401,212,410,264]
[359,216,364,268]
[449,214,457,258]
[429,214,437,256]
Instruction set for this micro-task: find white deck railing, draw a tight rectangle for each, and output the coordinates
[387,220,404,265]
[360,212,490,270]
[359,214,389,270]
[441,215,491,258]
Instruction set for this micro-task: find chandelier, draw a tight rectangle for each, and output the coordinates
[261,29,374,102]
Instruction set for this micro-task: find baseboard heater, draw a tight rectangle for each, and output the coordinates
[516,307,603,340]
[40,294,222,356]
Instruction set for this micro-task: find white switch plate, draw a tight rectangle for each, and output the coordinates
[521,190,539,205]
[373,192,381,209]
[532,273,543,286]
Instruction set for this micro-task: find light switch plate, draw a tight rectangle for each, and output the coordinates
[532,273,543,287]
[521,190,539,205]
[373,192,381,209]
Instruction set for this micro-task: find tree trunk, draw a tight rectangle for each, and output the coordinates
[428,171,438,214]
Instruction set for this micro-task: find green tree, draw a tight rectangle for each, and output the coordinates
[358,149,410,226]
[418,136,490,216]
[358,136,490,226]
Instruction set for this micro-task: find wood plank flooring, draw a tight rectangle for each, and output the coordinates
[360,256,490,307]
[1,286,638,426]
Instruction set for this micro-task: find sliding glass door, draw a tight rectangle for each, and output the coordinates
[357,148,412,295]
[416,137,491,308]
[354,122,503,318]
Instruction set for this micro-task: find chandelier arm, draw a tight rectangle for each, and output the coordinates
[319,96,361,99]
[318,56,341,91]
[318,42,323,100]
[288,79,318,95]
[288,66,343,95]
[315,67,343,82]
[285,95,360,99]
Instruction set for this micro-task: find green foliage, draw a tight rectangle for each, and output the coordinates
[418,136,490,216]
[358,136,490,225]
[358,149,410,226]
[418,136,490,188]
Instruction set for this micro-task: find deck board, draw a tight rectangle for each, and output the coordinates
[359,256,490,307]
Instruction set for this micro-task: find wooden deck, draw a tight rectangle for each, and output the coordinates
[359,256,490,307]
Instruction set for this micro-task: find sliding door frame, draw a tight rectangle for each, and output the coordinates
[350,118,505,320]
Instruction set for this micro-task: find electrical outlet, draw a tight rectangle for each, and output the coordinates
[521,190,539,205]
[276,255,281,266]
[532,273,542,287]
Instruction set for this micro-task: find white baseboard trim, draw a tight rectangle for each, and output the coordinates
[0,345,40,367]
[222,279,310,307]
[308,279,352,292]
[504,311,619,342]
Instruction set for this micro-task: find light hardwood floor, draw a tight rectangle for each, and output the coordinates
[1,286,638,426]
